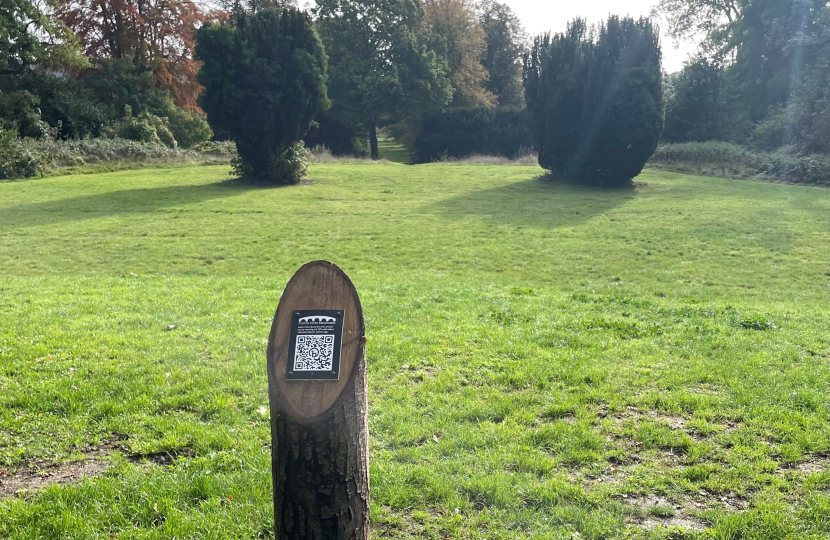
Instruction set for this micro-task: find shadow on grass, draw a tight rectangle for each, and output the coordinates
[424,176,637,228]
[0,180,269,233]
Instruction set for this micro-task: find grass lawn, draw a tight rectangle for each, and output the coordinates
[377,137,413,164]
[0,162,827,539]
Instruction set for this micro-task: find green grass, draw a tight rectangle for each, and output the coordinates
[0,163,827,539]
[377,137,412,164]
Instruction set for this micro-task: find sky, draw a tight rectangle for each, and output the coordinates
[499,0,697,72]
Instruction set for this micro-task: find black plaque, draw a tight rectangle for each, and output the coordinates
[286,310,344,380]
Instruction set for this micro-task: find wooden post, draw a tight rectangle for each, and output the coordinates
[266,261,369,540]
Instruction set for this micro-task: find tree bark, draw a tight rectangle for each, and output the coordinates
[270,348,370,540]
[369,121,379,160]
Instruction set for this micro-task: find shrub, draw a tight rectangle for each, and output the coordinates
[0,90,49,138]
[648,141,830,185]
[524,17,663,187]
[413,107,532,163]
[14,71,114,139]
[104,106,177,148]
[196,8,329,184]
[0,129,39,179]
[166,106,212,149]
[0,136,237,180]
[232,141,308,184]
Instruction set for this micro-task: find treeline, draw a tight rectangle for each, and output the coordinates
[654,0,829,183]
[0,0,217,149]
[2,0,827,184]
[0,0,526,164]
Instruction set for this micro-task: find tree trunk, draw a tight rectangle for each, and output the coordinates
[270,352,370,540]
[369,121,379,160]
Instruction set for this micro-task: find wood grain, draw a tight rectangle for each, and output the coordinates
[267,260,366,423]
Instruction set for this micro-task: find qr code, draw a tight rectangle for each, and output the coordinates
[294,334,335,371]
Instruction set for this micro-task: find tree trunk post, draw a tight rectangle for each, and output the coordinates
[267,261,370,540]
[369,121,379,160]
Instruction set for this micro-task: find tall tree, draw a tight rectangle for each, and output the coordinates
[653,0,741,57]
[525,17,663,187]
[1,0,91,137]
[731,0,827,121]
[655,0,827,115]
[1,0,86,75]
[663,58,726,142]
[56,0,219,109]
[196,8,329,183]
[478,0,526,108]
[315,0,453,159]
[424,0,494,107]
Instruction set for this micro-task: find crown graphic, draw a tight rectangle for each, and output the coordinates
[299,316,336,323]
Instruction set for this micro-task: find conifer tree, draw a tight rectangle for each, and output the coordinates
[196,8,329,183]
[524,17,663,187]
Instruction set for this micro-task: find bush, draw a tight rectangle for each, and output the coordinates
[0,90,49,138]
[413,107,532,163]
[0,129,40,179]
[15,71,114,139]
[105,106,177,148]
[648,141,830,185]
[196,8,329,184]
[0,136,237,180]
[524,17,663,187]
[166,106,212,149]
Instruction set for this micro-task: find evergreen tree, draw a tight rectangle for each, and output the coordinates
[314,0,453,160]
[525,17,663,187]
[195,8,329,183]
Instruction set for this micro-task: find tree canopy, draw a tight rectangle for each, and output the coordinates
[56,0,221,109]
[478,0,526,108]
[0,0,86,76]
[658,0,829,153]
[314,0,453,159]
[424,0,494,108]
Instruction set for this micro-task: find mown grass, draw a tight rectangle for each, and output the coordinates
[377,137,412,164]
[0,163,827,539]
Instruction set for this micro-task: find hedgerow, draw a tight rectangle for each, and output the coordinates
[0,134,236,180]
[648,142,829,186]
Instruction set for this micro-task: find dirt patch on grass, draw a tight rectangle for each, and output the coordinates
[0,458,111,499]
[778,455,829,475]
[0,439,194,499]
[0,437,126,498]
[638,516,707,531]
[624,494,708,531]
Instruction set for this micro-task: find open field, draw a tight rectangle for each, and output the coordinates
[0,163,828,539]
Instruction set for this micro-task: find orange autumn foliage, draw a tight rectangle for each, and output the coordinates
[56,0,225,110]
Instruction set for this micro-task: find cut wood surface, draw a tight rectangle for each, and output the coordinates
[267,260,365,423]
